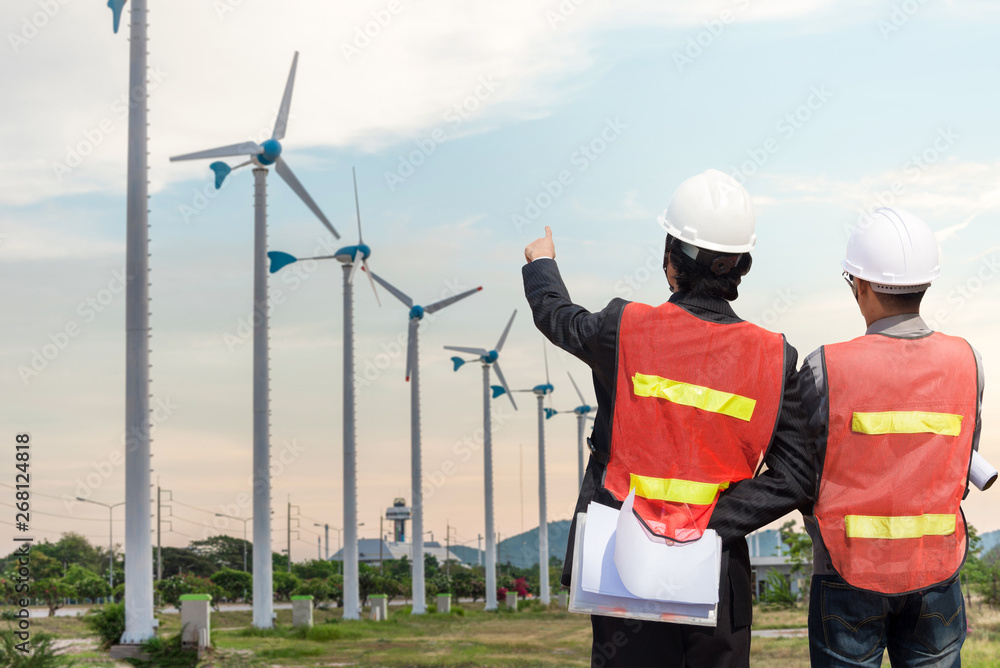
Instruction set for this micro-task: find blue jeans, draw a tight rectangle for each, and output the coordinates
[808,574,965,667]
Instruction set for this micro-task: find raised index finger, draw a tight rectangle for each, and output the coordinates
[545,225,552,239]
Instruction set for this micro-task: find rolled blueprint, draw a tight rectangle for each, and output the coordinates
[971,450,998,491]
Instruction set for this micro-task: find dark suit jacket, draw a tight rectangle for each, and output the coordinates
[521,257,813,628]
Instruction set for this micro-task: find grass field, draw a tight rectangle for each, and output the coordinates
[14,598,1000,666]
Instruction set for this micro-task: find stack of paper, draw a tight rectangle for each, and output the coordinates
[569,489,722,626]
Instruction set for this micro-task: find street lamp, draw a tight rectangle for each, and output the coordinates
[215,513,252,572]
[77,498,124,588]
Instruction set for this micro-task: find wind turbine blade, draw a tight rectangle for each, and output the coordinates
[267,251,299,274]
[170,141,261,162]
[405,319,418,381]
[272,52,298,141]
[274,157,341,239]
[567,372,586,405]
[424,286,483,314]
[495,310,517,352]
[362,259,381,306]
[352,167,363,243]
[443,345,488,356]
[368,271,412,308]
[108,0,126,34]
[348,250,361,286]
[492,363,517,410]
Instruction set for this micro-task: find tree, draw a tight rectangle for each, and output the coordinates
[210,569,252,602]
[35,578,76,617]
[156,573,222,609]
[293,559,337,581]
[777,519,812,599]
[293,578,332,604]
[75,576,112,602]
[27,552,64,581]
[159,547,218,578]
[272,571,301,601]
[189,535,252,572]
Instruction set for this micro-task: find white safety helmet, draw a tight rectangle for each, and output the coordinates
[843,207,940,294]
[657,169,756,254]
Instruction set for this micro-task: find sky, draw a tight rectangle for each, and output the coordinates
[2,0,999,562]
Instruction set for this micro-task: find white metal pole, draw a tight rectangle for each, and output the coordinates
[577,414,586,488]
[325,524,329,561]
[121,0,154,645]
[251,167,274,628]
[343,264,360,620]
[537,396,550,605]
[109,506,114,589]
[411,326,426,614]
[483,364,497,610]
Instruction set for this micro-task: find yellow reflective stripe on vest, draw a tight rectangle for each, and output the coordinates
[631,373,756,422]
[629,473,730,506]
[845,514,956,540]
[851,411,963,437]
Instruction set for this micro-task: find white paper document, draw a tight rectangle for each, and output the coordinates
[569,489,722,626]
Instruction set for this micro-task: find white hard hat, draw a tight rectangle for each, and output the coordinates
[657,169,756,253]
[843,207,940,294]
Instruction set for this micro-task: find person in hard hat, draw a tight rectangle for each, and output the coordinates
[796,207,984,667]
[522,169,813,667]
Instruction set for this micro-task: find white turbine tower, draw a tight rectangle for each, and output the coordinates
[367,270,482,614]
[267,168,380,620]
[169,52,339,628]
[497,344,557,605]
[104,0,154,644]
[445,311,518,610]
[565,372,596,487]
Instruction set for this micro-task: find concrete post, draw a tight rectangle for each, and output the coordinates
[179,595,211,649]
[505,591,518,611]
[291,596,314,628]
[436,593,451,614]
[369,594,388,621]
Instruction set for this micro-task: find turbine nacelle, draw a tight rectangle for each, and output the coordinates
[573,404,594,415]
[409,304,426,321]
[532,383,554,396]
[483,350,499,364]
[252,139,283,166]
[336,244,372,264]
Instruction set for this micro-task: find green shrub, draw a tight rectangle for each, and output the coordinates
[759,569,798,608]
[156,573,222,609]
[83,603,126,649]
[0,627,69,667]
[125,633,198,667]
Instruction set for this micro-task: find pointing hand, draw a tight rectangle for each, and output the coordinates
[525,226,556,263]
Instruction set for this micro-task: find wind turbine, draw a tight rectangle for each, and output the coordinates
[170,52,339,629]
[103,0,154,644]
[495,344,556,605]
[564,372,596,487]
[445,311,518,611]
[367,271,482,614]
[267,167,379,621]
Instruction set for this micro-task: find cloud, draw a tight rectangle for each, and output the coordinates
[2,0,890,207]
[758,158,1000,238]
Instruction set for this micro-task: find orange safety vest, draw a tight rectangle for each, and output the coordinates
[605,302,785,542]
[814,332,977,594]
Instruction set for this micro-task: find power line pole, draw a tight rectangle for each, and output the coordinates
[287,497,300,573]
[478,534,482,567]
[446,522,451,578]
[317,536,321,560]
[157,484,172,581]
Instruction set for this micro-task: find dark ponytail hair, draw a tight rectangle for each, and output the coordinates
[662,235,752,301]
